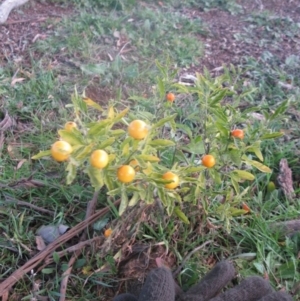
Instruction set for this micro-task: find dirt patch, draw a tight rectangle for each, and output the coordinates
[0,1,74,65]
[241,0,300,21]
[1,0,299,73]
[180,0,300,72]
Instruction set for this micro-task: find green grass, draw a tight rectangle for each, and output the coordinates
[0,0,300,300]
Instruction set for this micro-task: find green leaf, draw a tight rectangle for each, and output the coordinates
[83,97,103,112]
[174,207,190,224]
[42,268,55,274]
[87,167,104,190]
[228,149,242,166]
[149,139,175,147]
[152,114,177,129]
[209,107,228,123]
[70,87,87,114]
[209,89,230,106]
[253,262,265,274]
[93,218,109,231]
[80,63,108,75]
[242,155,272,173]
[231,170,255,181]
[183,166,206,173]
[215,121,229,137]
[66,162,77,185]
[98,137,115,149]
[73,144,94,160]
[103,170,114,191]
[246,141,263,161]
[128,192,140,207]
[157,187,168,206]
[88,120,112,136]
[119,188,128,215]
[229,208,249,217]
[31,150,51,160]
[277,260,299,279]
[183,139,205,155]
[53,252,60,264]
[113,108,130,122]
[155,60,167,78]
[157,77,166,99]
[136,155,160,162]
[269,100,289,120]
[230,177,240,194]
[176,124,193,140]
[209,169,222,184]
[58,130,84,146]
[260,132,283,140]
[110,129,126,136]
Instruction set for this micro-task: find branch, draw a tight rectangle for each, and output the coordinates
[0,0,29,24]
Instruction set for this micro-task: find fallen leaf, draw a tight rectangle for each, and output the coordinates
[15,159,27,170]
[35,236,46,251]
[11,77,25,86]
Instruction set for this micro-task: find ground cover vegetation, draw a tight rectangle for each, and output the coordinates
[0,0,300,300]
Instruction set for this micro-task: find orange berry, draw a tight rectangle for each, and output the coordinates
[162,171,179,189]
[202,154,216,168]
[64,121,77,131]
[166,92,175,102]
[117,165,136,183]
[51,141,73,162]
[90,150,109,169]
[128,120,149,140]
[231,129,244,140]
[104,228,112,238]
[242,202,251,213]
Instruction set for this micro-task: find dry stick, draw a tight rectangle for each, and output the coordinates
[0,198,120,297]
[4,195,55,215]
[59,189,100,301]
[44,236,104,266]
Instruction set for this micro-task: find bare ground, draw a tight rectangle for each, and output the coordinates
[1,0,300,70]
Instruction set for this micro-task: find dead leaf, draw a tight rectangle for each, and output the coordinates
[11,77,25,86]
[35,236,46,251]
[263,271,269,280]
[15,159,27,170]
[0,111,14,131]
[32,33,47,43]
[7,144,21,160]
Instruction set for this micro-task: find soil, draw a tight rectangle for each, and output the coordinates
[1,0,300,70]
[181,0,300,73]
[0,1,74,65]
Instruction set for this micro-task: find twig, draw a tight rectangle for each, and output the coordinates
[3,195,55,215]
[172,240,214,277]
[0,198,120,297]
[59,189,100,301]
[44,236,103,266]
